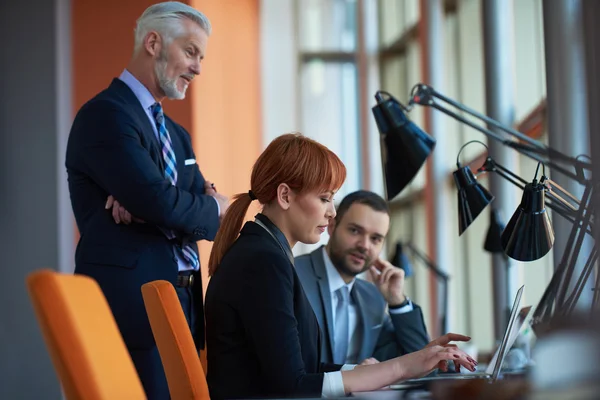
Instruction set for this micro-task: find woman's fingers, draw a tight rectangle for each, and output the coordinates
[443,333,472,342]
[441,344,477,372]
[433,347,476,372]
[428,333,472,347]
[437,360,448,372]
[451,352,476,372]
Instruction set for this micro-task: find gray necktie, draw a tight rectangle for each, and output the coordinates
[334,286,350,364]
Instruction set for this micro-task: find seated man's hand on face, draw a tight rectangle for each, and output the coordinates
[105,195,145,225]
[368,258,406,306]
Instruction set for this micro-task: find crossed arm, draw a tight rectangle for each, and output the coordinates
[71,104,224,240]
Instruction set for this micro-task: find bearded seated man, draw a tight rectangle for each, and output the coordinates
[295,190,430,366]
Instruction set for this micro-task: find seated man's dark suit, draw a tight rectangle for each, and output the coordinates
[66,78,219,398]
[295,246,430,364]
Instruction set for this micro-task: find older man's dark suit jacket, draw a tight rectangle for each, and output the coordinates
[65,79,219,375]
[295,247,430,363]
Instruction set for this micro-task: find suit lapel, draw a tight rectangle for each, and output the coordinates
[353,283,382,362]
[108,79,163,169]
[310,248,336,361]
[134,103,161,161]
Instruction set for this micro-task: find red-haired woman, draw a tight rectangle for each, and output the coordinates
[204,133,476,399]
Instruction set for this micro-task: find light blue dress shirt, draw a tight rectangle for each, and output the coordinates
[118,69,218,272]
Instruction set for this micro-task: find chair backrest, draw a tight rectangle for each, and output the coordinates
[27,269,146,400]
[141,280,210,399]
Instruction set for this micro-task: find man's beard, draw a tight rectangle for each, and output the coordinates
[155,49,187,100]
[328,236,373,278]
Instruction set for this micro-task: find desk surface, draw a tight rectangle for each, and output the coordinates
[351,375,529,399]
[351,387,431,399]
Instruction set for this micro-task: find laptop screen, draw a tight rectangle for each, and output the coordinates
[486,285,525,381]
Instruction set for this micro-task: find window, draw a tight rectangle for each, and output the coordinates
[294,0,363,254]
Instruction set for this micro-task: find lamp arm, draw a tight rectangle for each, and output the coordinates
[544,197,593,235]
[532,180,597,329]
[542,177,581,209]
[593,264,600,309]
[509,141,590,184]
[410,84,591,184]
[412,83,543,149]
[479,157,529,188]
[563,246,599,314]
[556,182,597,306]
[405,242,450,281]
[428,101,581,182]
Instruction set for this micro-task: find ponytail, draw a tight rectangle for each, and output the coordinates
[208,193,253,276]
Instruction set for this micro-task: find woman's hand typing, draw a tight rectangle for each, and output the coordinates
[394,343,477,381]
[340,332,477,394]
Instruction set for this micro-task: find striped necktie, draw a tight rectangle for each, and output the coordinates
[151,103,199,269]
[333,286,350,364]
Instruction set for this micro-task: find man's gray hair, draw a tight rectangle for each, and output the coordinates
[133,2,211,53]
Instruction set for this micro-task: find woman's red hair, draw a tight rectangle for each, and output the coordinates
[208,133,346,275]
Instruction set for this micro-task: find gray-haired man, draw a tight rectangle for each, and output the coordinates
[66,3,228,397]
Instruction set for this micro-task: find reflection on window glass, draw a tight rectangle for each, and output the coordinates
[298,0,357,51]
[300,61,361,199]
[379,0,420,47]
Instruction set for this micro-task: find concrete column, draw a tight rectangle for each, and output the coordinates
[482,0,521,343]
[543,0,593,308]
[582,0,600,307]
[422,0,451,336]
[0,0,74,397]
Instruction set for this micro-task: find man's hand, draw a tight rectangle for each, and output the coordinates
[368,258,406,306]
[105,196,145,224]
[204,180,217,195]
[204,181,230,219]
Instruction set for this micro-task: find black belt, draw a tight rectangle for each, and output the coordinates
[176,271,197,288]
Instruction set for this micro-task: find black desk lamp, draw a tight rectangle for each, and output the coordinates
[372,83,596,333]
[372,91,436,200]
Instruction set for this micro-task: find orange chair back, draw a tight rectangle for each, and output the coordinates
[27,269,146,400]
[141,280,210,399]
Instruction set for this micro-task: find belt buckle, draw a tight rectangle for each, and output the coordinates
[187,274,194,287]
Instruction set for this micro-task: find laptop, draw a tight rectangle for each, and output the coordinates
[391,285,525,389]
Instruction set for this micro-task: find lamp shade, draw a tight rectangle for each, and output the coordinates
[372,94,436,200]
[501,182,554,261]
[391,242,413,277]
[484,208,506,253]
[453,166,495,235]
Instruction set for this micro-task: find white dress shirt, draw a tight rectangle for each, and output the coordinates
[323,249,360,364]
[320,247,414,397]
[117,69,219,272]
[322,248,414,363]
